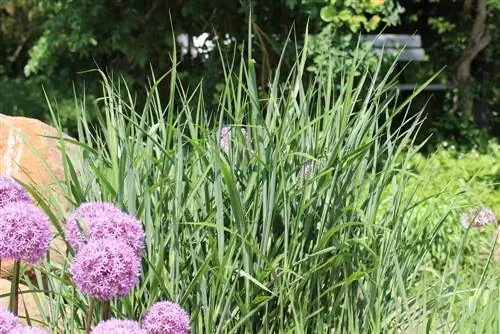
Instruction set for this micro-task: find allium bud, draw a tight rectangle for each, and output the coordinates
[0,308,19,334]
[92,319,146,334]
[460,206,497,229]
[219,126,251,154]
[9,326,49,334]
[66,202,144,254]
[298,160,321,180]
[0,202,52,263]
[71,238,141,301]
[141,301,190,334]
[0,175,31,209]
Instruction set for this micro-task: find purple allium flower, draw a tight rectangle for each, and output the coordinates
[66,202,145,254]
[9,326,49,334]
[0,202,52,263]
[219,125,251,153]
[141,301,190,334]
[0,308,19,334]
[92,319,146,334]
[460,206,497,229]
[0,175,31,209]
[71,238,141,301]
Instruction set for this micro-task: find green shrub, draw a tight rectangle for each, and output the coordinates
[398,142,500,331]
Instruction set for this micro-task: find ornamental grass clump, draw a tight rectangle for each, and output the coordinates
[28,27,497,332]
[0,308,19,333]
[66,201,145,254]
[92,319,146,334]
[141,301,190,334]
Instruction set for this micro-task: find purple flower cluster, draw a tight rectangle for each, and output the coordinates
[89,301,190,334]
[92,319,146,334]
[67,201,145,301]
[0,202,52,263]
[0,308,48,334]
[0,308,19,334]
[66,202,145,253]
[0,175,31,209]
[65,202,190,332]
[141,301,190,334]
[460,206,497,229]
[9,326,49,334]
[70,238,141,301]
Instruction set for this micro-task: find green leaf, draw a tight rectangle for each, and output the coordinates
[338,9,352,22]
[320,6,336,22]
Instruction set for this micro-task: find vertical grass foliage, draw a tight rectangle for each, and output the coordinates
[22,35,497,333]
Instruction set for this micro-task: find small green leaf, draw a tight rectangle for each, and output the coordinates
[338,9,352,22]
[320,6,336,22]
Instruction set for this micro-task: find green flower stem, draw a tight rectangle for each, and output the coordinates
[86,297,95,334]
[9,260,21,315]
[102,301,110,321]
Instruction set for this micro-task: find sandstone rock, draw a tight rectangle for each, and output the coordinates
[0,114,77,278]
[0,278,47,326]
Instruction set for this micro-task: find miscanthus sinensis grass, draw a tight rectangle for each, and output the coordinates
[20,32,497,333]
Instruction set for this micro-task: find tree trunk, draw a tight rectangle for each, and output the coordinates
[455,0,491,113]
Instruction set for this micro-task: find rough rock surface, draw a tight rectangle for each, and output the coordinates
[0,278,46,325]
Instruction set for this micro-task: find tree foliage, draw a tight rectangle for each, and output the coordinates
[1,0,499,145]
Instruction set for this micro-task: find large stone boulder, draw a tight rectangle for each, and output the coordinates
[0,114,75,278]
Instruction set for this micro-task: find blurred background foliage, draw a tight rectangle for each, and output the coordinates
[0,0,499,148]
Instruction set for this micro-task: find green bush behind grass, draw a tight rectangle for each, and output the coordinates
[398,141,500,332]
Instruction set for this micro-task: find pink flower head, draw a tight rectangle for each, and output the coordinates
[460,206,497,229]
[92,319,146,334]
[9,326,49,334]
[66,202,144,254]
[298,160,321,180]
[0,175,31,209]
[71,238,141,301]
[0,308,19,334]
[141,301,190,334]
[219,125,251,153]
[0,202,52,263]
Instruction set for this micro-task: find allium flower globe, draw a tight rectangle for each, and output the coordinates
[9,326,49,334]
[141,301,190,334]
[0,175,31,209]
[71,238,141,301]
[460,206,497,229]
[0,202,52,263]
[92,319,146,334]
[0,308,19,334]
[66,202,144,253]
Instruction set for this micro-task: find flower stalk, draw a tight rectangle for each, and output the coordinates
[10,260,21,315]
[86,297,95,334]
